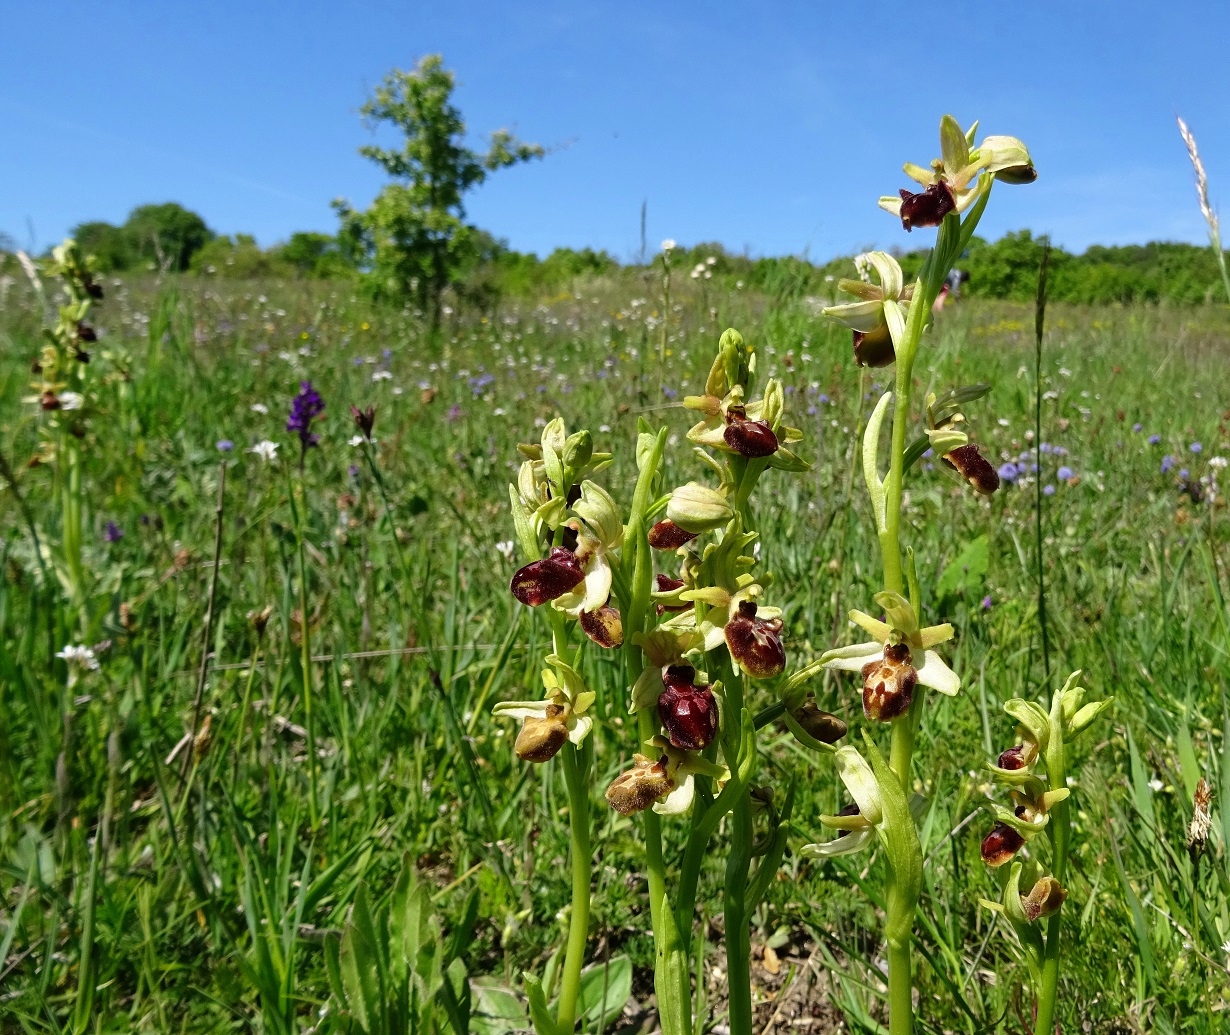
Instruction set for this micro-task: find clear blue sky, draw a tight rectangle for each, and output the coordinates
[3,1,1229,262]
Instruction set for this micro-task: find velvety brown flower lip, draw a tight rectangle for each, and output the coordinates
[723,409,779,458]
[579,604,623,648]
[898,181,956,231]
[606,754,673,815]
[509,547,585,606]
[648,520,698,550]
[658,665,718,750]
[514,708,569,763]
[724,600,787,679]
[1020,875,1067,921]
[852,324,896,368]
[860,641,916,722]
[997,744,1031,770]
[943,444,1001,495]
[981,823,1025,867]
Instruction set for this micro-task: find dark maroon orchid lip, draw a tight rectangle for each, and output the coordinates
[509,547,585,606]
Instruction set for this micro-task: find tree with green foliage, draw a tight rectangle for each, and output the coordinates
[334,54,544,328]
[124,202,213,272]
[70,221,133,273]
[275,231,354,279]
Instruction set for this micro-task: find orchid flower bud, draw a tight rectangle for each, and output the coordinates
[790,702,848,744]
[666,482,734,533]
[515,707,570,762]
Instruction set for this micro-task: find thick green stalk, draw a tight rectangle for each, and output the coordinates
[887,939,913,1035]
[719,659,755,1035]
[1034,703,1069,1033]
[555,740,592,1031]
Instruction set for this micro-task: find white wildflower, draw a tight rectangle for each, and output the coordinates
[248,440,279,462]
[250,403,269,414]
[495,540,516,562]
[59,392,84,410]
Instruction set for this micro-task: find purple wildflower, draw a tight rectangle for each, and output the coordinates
[662,386,678,400]
[1190,442,1203,454]
[1057,466,1073,481]
[287,381,325,465]
[447,404,464,423]
[818,394,830,404]
[104,521,124,543]
[216,439,234,452]
[1042,484,1056,496]
[1161,455,1176,473]
[998,462,1019,483]
[1180,468,1190,480]
[1132,423,1143,432]
[1040,443,1052,454]
[981,595,993,610]
[1148,434,1161,445]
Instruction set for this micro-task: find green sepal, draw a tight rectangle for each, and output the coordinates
[1004,698,1051,750]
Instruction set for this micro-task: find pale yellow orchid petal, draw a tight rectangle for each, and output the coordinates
[849,609,891,642]
[917,651,960,696]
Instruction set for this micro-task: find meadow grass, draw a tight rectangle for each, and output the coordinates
[1,270,1229,1033]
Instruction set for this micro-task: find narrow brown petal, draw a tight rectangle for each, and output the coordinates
[509,547,585,606]
[580,604,624,648]
[981,823,1025,867]
[943,444,1000,495]
[648,520,698,550]
[898,181,956,231]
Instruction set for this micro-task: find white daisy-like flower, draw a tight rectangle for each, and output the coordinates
[248,440,279,462]
[59,391,84,410]
[56,644,100,688]
[660,238,677,252]
[250,403,269,414]
[372,370,393,382]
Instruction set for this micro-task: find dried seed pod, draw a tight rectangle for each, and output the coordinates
[790,702,847,744]
[981,823,1025,867]
[648,520,698,550]
[1020,875,1067,921]
[860,641,917,722]
[658,665,718,750]
[852,324,896,367]
[580,604,624,648]
[898,181,956,231]
[1188,777,1213,862]
[724,601,786,679]
[606,754,673,815]
[510,547,585,606]
[514,707,569,763]
[943,443,1000,495]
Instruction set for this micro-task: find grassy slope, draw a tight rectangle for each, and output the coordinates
[1,272,1228,1032]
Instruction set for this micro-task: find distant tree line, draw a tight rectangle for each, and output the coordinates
[11,208,1226,309]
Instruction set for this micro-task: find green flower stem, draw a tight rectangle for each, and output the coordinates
[556,738,592,1032]
[716,656,755,1035]
[1034,699,1069,1034]
[286,470,319,830]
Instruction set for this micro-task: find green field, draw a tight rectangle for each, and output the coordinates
[2,269,1229,1033]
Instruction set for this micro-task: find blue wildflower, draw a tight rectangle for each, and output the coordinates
[1148,434,1161,445]
[1190,442,1203,453]
[1161,455,1175,473]
[1057,466,1073,481]
[1043,484,1055,496]
[998,462,1019,483]
[1132,423,1143,432]
[981,595,992,610]
[1180,468,1189,480]
[104,521,124,543]
[662,387,678,400]
[216,439,234,452]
